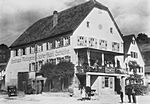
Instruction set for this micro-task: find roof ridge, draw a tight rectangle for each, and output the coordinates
[10,0,110,48]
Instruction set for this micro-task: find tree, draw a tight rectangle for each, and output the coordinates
[125,61,147,95]
[137,33,148,44]
[39,61,74,91]
[40,63,56,79]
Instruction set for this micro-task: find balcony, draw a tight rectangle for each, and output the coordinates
[76,65,126,74]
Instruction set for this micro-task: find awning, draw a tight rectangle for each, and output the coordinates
[36,75,47,81]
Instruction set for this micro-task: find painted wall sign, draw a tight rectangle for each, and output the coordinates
[11,49,70,64]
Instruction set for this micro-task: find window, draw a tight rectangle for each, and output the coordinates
[112,42,119,51]
[64,36,70,46]
[22,47,26,55]
[39,61,43,70]
[47,41,53,50]
[110,27,113,34]
[89,37,97,48]
[105,77,109,87]
[30,46,35,54]
[31,63,35,71]
[29,63,31,72]
[15,49,18,56]
[131,51,138,58]
[55,39,61,48]
[65,56,71,62]
[37,44,43,52]
[49,59,56,65]
[87,21,90,28]
[99,40,107,49]
[77,36,87,46]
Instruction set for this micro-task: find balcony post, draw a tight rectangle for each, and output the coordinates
[87,49,90,66]
[102,53,104,66]
[86,73,91,87]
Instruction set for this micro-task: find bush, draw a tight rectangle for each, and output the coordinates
[125,84,148,95]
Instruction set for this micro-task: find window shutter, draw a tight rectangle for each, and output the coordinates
[109,77,113,89]
[102,77,105,88]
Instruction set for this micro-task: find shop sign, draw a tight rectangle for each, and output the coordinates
[105,67,115,73]
[11,49,70,64]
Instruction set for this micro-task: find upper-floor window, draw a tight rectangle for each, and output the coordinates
[112,42,119,51]
[37,44,43,52]
[99,40,107,49]
[64,36,70,46]
[131,51,138,58]
[14,49,18,56]
[22,47,26,55]
[30,46,35,54]
[89,37,97,48]
[55,39,61,48]
[47,42,52,50]
[55,38,63,48]
[77,36,87,46]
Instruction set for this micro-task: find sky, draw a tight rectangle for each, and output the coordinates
[0,0,150,46]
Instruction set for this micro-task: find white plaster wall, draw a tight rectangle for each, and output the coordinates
[91,76,114,95]
[72,7,123,53]
[5,45,76,88]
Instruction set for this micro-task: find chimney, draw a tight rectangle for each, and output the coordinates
[53,10,58,27]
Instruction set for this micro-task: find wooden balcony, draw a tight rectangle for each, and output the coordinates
[76,66,125,74]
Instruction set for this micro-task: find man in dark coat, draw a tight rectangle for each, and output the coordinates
[127,87,132,103]
[127,87,136,103]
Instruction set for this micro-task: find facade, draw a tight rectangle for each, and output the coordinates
[5,0,126,94]
[123,35,145,82]
[0,44,10,90]
[138,43,150,90]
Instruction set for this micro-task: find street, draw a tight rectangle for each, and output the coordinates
[0,92,150,104]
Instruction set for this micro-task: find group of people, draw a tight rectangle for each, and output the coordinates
[120,87,136,103]
[119,77,136,103]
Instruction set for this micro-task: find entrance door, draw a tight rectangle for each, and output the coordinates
[101,76,114,95]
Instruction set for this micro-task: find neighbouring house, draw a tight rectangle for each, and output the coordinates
[0,44,10,90]
[123,35,145,83]
[138,42,150,90]
[5,0,127,95]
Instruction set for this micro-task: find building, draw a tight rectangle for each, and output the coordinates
[123,35,145,82]
[6,0,126,94]
[0,44,10,90]
[138,42,150,90]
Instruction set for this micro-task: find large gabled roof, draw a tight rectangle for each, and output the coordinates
[10,0,122,48]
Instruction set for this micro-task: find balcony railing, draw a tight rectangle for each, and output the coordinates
[76,66,126,74]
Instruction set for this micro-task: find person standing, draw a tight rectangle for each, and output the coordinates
[120,76,125,103]
[131,87,136,103]
[93,60,99,71]
[127,86,132,103]
[120,88,124,103]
